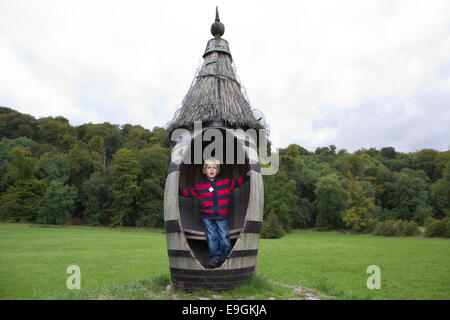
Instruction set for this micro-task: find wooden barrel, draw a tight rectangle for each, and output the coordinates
[164,127,264,290]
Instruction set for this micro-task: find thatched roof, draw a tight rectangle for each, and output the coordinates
[165,8,268,136]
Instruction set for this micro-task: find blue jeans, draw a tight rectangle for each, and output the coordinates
[202,218,231,261]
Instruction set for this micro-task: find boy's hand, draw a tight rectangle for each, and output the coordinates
[246,171,250,176]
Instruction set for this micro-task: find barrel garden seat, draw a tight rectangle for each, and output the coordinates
[163,8,267,291]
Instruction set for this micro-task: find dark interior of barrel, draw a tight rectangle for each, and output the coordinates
[178,130,250,268]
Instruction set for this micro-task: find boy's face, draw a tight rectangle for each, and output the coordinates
[203,163,219,179]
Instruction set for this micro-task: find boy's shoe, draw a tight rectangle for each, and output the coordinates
[208,256,221,268]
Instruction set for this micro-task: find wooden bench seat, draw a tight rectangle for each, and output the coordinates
[184,228,241,240]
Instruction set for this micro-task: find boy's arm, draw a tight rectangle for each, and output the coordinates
[229,171,250,190]
[178,186,199,197]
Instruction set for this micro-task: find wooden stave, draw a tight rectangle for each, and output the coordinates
[165,220,262,272]
[169,266,255,290]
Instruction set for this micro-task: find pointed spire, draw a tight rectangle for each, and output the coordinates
[210,6,225,38]
[215,6,220,22]
[204,7,230,57]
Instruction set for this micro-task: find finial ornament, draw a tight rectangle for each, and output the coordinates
[210,6,225,38]
[204,6,230,57]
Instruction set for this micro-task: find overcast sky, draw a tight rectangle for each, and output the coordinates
[1,0,449,153]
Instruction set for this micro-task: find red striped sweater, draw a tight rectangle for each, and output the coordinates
[178,173,250,220]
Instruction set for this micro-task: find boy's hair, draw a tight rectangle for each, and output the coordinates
[203,158,221,171]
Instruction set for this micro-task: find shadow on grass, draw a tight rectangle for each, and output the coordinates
[42,274,332,300]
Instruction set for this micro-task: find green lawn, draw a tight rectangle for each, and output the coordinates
[259,230,450,299]
[0,223,169,299]
[0,223,448,299]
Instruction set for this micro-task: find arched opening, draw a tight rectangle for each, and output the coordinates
[178,128,250,268]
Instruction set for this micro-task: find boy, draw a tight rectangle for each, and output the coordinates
[179,158,250,268]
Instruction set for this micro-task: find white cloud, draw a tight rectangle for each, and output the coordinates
[0,0,449,152]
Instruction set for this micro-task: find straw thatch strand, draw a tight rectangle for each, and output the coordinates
[165,51,268,136]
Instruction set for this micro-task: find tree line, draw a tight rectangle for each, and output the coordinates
[1,107,449,235]
[0,107,170,227]
[262,143,450,237]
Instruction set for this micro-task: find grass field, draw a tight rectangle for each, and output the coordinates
[0,223,448,300]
